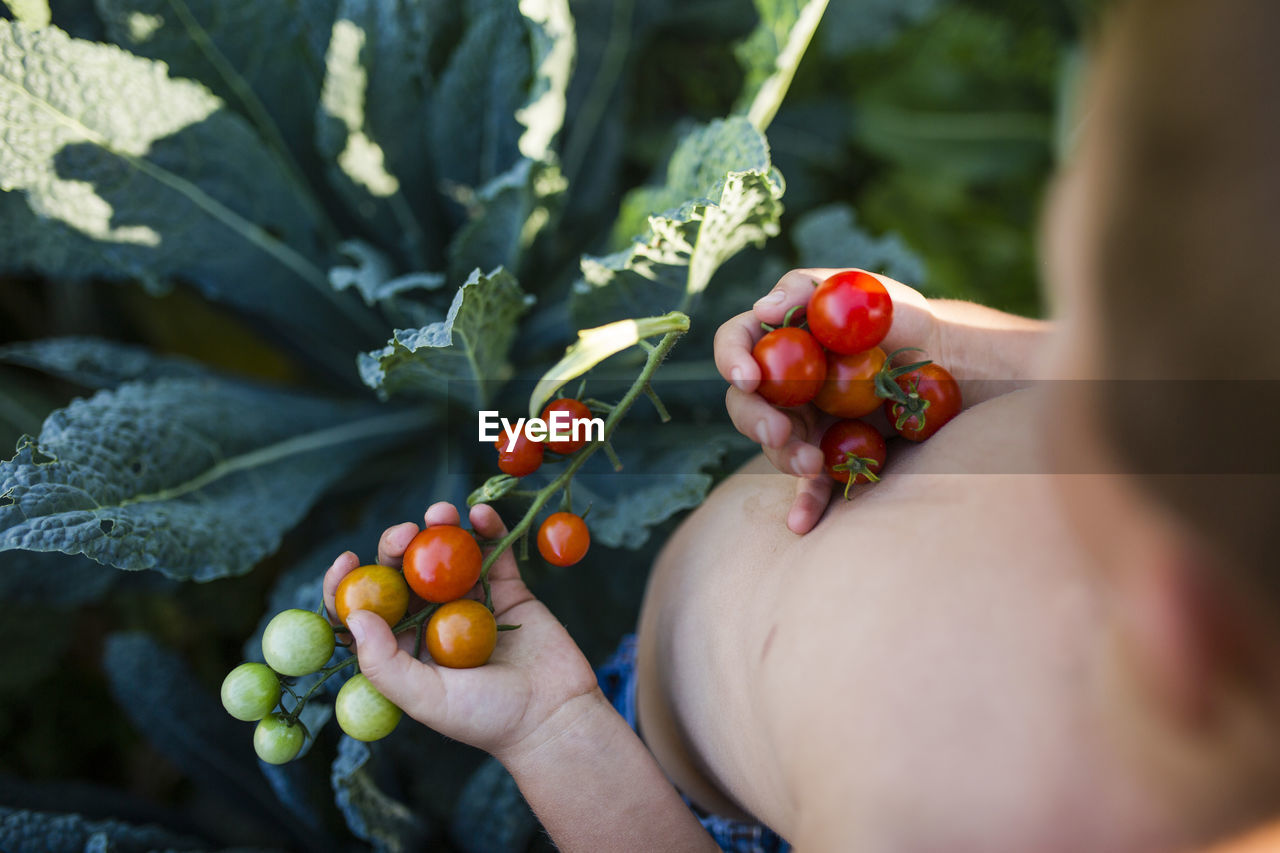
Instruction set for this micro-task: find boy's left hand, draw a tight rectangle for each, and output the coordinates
[323,501,602,760]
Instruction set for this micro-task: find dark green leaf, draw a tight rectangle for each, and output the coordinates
[571,117,784,328]
[331,736,429,853]
[0,378,430,580]
[446,158,566,286]
[0,336,209,389]
[557,427,734,549]
[0,807,207,853]
[0,22,375,348]
[95,0,338,210]
[0,549,115,608]
[792,203,925,284]
[429,0,531,190]
[359,267,533,407]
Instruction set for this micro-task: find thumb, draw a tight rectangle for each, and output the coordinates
[346,610,440,715]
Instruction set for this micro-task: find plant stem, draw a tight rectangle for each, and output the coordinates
[479,326,687,582]
[283,655,359,724]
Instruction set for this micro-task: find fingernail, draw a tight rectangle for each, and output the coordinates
[755,420,773,447]
[730,366,749,391]
[347,612,366,644]
[755,290,785,308]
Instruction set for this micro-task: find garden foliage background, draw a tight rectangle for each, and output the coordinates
[0,0,1098,850]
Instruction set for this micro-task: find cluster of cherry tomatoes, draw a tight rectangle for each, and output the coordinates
[221,523,505,762]
[494,397,593,568]
[222,397,606,763]
[751,270,962,496]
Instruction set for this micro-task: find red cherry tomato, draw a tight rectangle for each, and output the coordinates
[402,525,482,603]
[819,419,887,499]
[884,363,962,442]
[334,564,410,629]
[495,429,544,477]
[425,599,498,668]
[540,398,594,455]
[537,512,590,567]
[751,327,826,407]
[813,346,887,419]
[808,271,893,354]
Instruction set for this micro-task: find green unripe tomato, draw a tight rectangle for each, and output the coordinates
[254,713,304,764]
[261,609,335,676]
[221,662,281,721]
[335,674,402,742]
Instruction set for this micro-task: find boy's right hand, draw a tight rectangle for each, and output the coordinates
[322,502,603,763]
[713,268,942,535]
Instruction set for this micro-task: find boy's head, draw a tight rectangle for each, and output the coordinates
[1043,0,1280,825]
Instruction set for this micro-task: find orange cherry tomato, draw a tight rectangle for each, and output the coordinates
[813,346,887,419]
[539,398,594,454]
[425,599,498,668]
[402,525,482,603]
[334,564,410,628]
[537,512,590,567]
[495,429,544,477]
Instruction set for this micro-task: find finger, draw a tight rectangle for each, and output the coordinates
[347,609,445,722]
[323,551,362,622]
[788,476,834,535]
[468,504,535,614]
[725,386,796,449]
[423,501,462,528]
[763,438,825,479]
[713,309,764,391]
[376,522,420,569]
[752,268,835,325]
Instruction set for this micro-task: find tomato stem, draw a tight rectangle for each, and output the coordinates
[643,383,671,422]
[281,654,359,725]
[473,326,688,585]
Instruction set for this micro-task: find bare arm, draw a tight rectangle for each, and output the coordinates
[498,692,720,853]
[328,502,717,853]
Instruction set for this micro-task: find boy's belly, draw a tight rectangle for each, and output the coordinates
[635,389,1103,843]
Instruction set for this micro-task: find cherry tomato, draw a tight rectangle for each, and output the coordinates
[335,673,403,741]
[425,599,498,668]
[254,713,304,764]
[808,271,893,354]
[495,429,544,477]
[884,363,962,442]
[751,327,826,407]
[334,564,410,629]
[537,511,590,567]
[540,398,594,454]
[261,609,335,677]
[402,525,483,603]
[813,346,887,419]
[819,419,887,499]
[221,662,281,722]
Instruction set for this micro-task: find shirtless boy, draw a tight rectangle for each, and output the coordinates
[324,1,1280,849]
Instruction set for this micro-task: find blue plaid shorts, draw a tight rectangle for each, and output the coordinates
[595,634,791,853]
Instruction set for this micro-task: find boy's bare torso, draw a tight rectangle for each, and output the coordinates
[636,389,1132,850]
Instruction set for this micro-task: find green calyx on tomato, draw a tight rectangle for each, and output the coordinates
[819,419,887,500]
